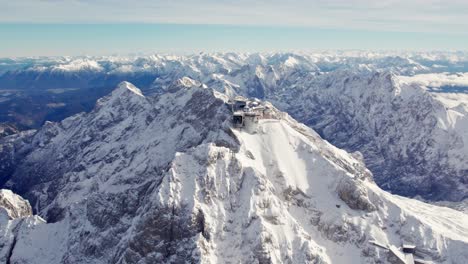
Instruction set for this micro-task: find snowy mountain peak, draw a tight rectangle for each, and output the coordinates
[93,81,150,116]
[52,59,104,72]
[163,76,204,93]
[177,76,202,87]
[116,81,145,97]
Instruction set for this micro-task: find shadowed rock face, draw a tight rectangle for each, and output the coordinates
[0,124,19,139]
[0,130,36,187]
[1,81,233,213]
[0,80,239,263]
[116,203,201,263]
[336,177,376,212]
[278,71,467,202]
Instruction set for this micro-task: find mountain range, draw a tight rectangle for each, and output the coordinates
[0,80,467,263]
[1,52,466,202]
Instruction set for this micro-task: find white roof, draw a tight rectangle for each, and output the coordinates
[234,96,247,101]
[403,244,416,249]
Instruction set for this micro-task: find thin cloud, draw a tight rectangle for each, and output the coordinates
[0,0,467,34]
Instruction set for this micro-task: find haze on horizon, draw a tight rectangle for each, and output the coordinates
[1,0,467,57]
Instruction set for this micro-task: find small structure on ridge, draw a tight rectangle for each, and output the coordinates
[229,96,273,131]
[369,241,433,264]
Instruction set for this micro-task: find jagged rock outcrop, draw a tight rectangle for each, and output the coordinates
[0,124,19,139]
[0,189,32,219]
[0,190,35,264]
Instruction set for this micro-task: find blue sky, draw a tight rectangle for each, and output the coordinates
[0,0,467,56]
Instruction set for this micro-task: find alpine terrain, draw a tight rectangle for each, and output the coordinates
[1,52,466,202]
[0,80,467,263]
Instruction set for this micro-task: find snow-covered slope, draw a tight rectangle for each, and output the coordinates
[0,81,467,263]
[273,71,468,201]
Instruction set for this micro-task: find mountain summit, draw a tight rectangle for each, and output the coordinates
[116,81,145,97]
